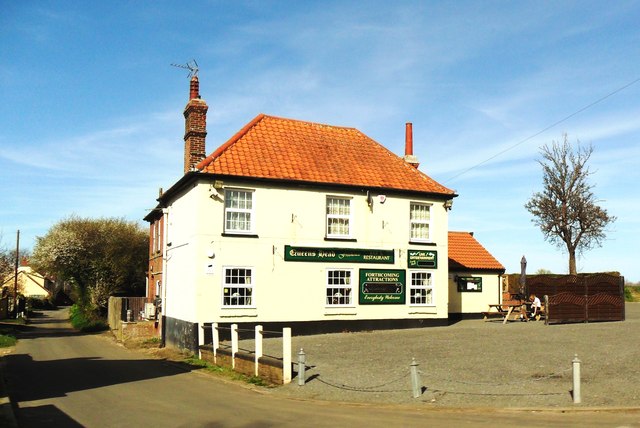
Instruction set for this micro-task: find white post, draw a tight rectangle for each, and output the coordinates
[231,323,238,369]
[255,325,263,377]
[212,322,219,364]
[572,354,581,404]
[298,348,306,386]
[410,358,421,398]
[283,327,292,384]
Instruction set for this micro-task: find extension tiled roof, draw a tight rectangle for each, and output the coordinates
[448,231,505,271]
[197,114,455,195]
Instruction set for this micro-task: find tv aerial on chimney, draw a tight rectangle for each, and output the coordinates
[170,59,199,78]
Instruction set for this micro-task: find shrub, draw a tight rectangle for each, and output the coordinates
[0,328,17,348]
[68,304,108,332]
[0,334,16,347]
[624,287,633,302]
[624,286,640,302]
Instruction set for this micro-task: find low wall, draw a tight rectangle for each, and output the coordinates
[112,320,156,343]
[199,347,286,385]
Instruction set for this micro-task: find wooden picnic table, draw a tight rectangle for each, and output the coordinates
[483,303,527,324]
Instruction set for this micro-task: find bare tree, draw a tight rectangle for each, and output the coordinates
[525,134,615,275]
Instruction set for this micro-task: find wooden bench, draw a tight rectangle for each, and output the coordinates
[482,311,505,320]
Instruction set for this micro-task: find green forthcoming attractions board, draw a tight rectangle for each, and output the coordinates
[359,269,406,304]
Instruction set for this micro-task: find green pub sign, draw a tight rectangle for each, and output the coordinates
[457,276,482,292]
[408,250,437,269]
[359,269,406,305]
[284,245,394,264]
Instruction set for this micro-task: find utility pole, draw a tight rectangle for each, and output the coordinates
[13,229,20,318]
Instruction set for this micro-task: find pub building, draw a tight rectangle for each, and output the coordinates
[145,76,502,352]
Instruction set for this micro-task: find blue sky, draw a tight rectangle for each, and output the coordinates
[1,1,639,281]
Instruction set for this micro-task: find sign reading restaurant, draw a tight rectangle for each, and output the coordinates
[407,249,437,268]
[284,245,394,264]
[359,269,406,305]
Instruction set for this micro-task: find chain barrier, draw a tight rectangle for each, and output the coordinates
[418,367,572,387]
[314,370,411,393]
[309,365,572,397]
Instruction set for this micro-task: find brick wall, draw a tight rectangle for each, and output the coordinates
[199,347,285,385]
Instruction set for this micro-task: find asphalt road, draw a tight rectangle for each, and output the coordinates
[3,309,639,427]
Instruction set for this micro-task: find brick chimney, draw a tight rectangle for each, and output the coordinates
[183,75,208,173]
[403,122,420,168]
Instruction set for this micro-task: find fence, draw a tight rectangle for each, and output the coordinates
[199,323,292,385]
[526,273,625,324]
[107,296,150,330]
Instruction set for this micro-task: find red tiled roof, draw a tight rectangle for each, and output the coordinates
[448,231,505,271]
[197,114,455,195]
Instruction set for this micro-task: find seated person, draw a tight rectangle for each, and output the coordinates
[529,293,542,319]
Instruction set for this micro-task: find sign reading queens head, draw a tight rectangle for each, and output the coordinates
[284,245,394,264]
[359,269,406,304]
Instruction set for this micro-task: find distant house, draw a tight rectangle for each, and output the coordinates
[1,259,53,300]
[145,76,461,352]
[448,231,505,316]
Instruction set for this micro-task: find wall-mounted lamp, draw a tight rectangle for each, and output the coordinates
[443,199,453,210]
[213,180,224,189]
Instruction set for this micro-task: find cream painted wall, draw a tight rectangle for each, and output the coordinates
[11,267,51,298]
[164,179,451,326]
[447,271,503,314]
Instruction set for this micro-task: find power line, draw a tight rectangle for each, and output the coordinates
[444,76,640,183]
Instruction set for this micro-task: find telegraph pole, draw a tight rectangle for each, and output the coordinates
[13,229,19,318]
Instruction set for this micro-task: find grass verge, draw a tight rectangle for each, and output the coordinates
[183,356,270,387]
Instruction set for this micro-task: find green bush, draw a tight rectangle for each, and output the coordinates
[0,329,17,348]
[68,304,108,332]
[27,296,57,310]
[624,287,633,301]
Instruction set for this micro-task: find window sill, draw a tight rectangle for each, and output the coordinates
[219,312,258,319]
[222,233,259,238]
[324,309,357,316]
[408,241,437,246]
[324,237,357,242]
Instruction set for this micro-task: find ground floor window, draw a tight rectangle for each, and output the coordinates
[409,271,433,305]
[222,267,253,307]
[326,269,353,306]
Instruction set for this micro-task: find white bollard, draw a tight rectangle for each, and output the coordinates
[255,325,263,376]
[410,358,421,398]
[231,324,238,369]
[572,354,581,404]
[298,348,306,386]
[212,322,219,364]
[283,327,292,384]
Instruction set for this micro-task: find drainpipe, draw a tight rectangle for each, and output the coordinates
[161,208,169,347]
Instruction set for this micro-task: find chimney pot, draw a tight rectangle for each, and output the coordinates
[403,122,420,169]
[189,76,200,100]
[405,122,413,156]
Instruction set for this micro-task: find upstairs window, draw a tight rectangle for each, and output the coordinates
[410,202,431,242]
[409,271,433,305]
[326,197,351,238]
[225,189,254,233]
[153,220,162,253]
[222,267,253,307]
[326,269,353,306]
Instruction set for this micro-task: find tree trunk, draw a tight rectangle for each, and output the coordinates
[568,249,577,275]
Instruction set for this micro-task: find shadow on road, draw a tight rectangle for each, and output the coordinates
[15,404,83,428]
[6,352,198,402]
[5,308,204,405]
